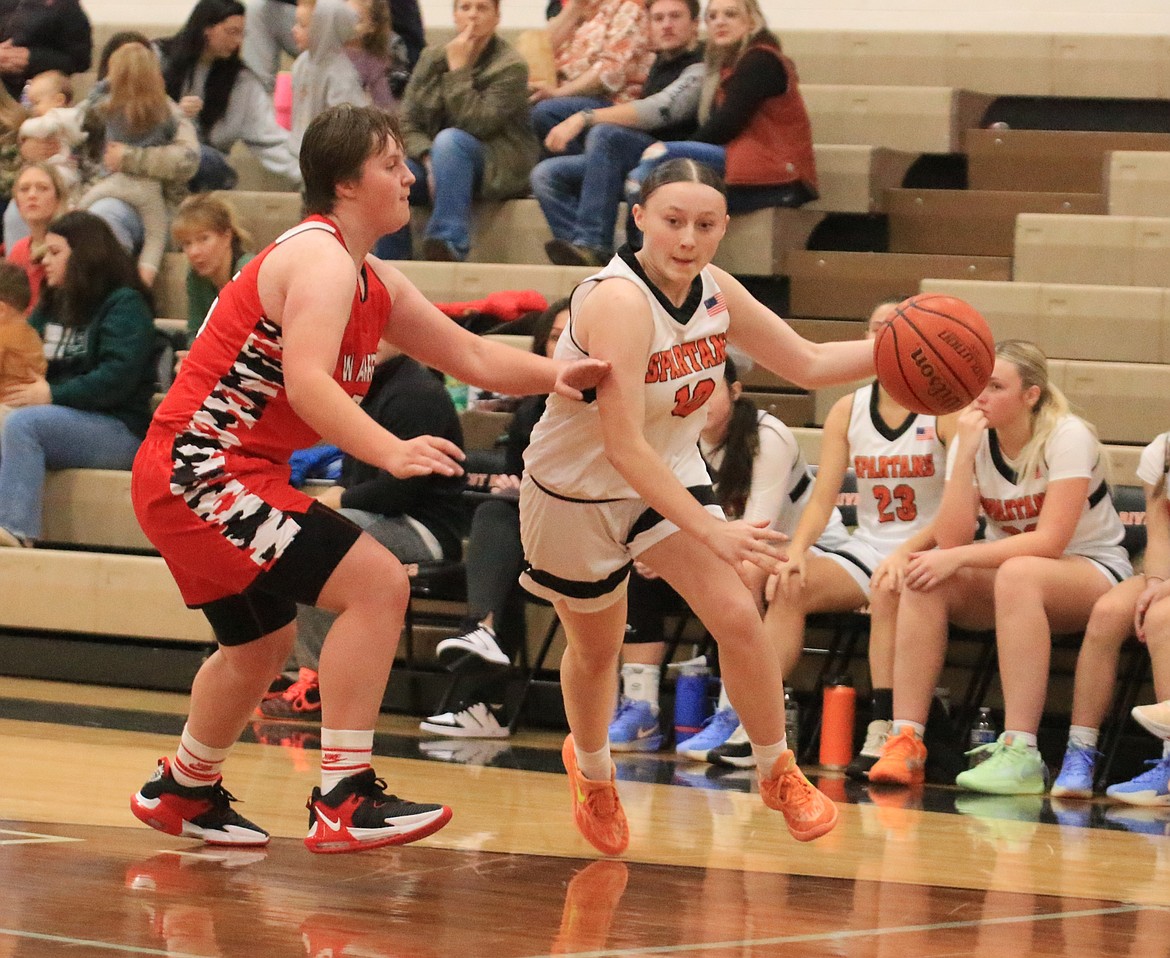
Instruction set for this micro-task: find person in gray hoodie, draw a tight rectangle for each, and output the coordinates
[289,0,370,158]
[159,0,301,190]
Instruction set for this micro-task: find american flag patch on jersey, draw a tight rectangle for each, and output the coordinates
[915,425,936,441]
[704,292,728,316]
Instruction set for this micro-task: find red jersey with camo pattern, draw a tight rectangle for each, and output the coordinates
[131,216,389,606]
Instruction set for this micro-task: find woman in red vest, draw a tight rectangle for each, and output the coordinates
[624,0,817,236]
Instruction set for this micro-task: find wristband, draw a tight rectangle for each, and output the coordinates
[580,109,595,130]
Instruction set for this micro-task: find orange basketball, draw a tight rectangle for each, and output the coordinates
[873,294,995,415]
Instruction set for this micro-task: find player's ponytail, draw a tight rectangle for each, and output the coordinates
[708,356,760,519]
[996,339,1082,487]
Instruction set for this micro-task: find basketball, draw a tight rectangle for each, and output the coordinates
[873,294,995,415]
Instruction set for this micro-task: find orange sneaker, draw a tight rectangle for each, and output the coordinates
[759,750,838,841]
[551,860,629,954]
[561,735,629,856]
[867,726,927,786]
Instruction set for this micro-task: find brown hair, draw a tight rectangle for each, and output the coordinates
[0,260,31,314]
[172,192,253,262]
[639,156,727,205]
[301,104,403,215]
[106,43,171,139]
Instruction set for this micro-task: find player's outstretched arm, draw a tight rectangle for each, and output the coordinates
[371,259,608,399]
[712,265,874,389]
[270,234,465,478]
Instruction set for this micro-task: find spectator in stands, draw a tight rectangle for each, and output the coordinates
[17,70,80,194]
[0,211,154,547]
[381,0,538,263]
[760,305,955,779]
[0,259,40,428]
[245,0,423,90]
[0,0,91,101]
[419,299,568,739]
[609,354,854,754]
[870,340,1132,795]
[0,83,21,220]
[261,342,468,719]
[76,44,190,288]
[532,0,703,268]
[1050,430,1170,802]
[171,192,254,344]
[5,161,64,309]
[346,0,407,111]
[289,0,369,159]
[624,0,817,245]
[159,0,301,191]
[529,0,654,151]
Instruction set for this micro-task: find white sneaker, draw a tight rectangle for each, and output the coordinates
[419,701,510,739]
[1133,701,1170,740]
[436,623,510,668]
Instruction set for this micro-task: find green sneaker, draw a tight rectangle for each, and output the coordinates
[954,734,1047,795]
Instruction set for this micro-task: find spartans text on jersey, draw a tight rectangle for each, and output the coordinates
[644,333,727,384]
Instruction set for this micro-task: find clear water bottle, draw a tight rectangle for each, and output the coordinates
[784,686,800,756]
[968,707,997,767]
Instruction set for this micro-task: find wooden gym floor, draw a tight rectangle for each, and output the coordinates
[2,675,1169,957]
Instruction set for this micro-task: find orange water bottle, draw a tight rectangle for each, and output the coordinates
[819,675,856,769]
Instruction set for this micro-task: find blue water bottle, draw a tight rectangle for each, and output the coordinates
[674,665,711,739]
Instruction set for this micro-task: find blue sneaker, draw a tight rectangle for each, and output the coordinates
[608,698,663,752]
[1050,742,1100,799]
[1106,757,1170,806]
[1104,805,1170,836]
[674,707,739,761]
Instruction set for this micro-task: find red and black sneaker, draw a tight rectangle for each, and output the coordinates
[130,758,270,847]
[304,768,452,854]
[257,667,321,720]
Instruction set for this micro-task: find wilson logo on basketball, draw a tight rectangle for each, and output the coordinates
[909,347,963,411]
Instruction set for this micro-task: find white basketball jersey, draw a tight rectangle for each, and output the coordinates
[965,415,1129,574]
[524,250,728,501]
[848,383,947,552]
[700,410,850,546]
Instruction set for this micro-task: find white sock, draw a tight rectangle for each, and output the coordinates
[1162,740,1170,760]
[1004,729,1038,749]
[1068,725,1099,750]
[575,740,613,782]
[621,663,660,711]
[172,725,230,788]
[752,736,789,776]
[320,728,374,794]
[891,720,925,739]
[717,682,731,711]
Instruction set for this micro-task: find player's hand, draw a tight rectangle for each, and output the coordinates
[705,518,786,581]
[1135,577,1170,641]
[552,356,610,400]
[384,435,465,479]
[2,376,50,406]
[489,472,521,493]
[955,406,988,452]
[871,548,911,593]
[768,547,807,601]
[904,547,961,592]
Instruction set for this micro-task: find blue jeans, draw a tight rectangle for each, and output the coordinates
[530,95,611,154]
[375,130,484,261]
[0,406,142,539]
[625,141,728,247]
[88,197,146,257]
[531,124,656,253]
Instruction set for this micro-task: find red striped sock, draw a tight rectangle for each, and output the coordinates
[172,725,230,788]
[320,728,374,794]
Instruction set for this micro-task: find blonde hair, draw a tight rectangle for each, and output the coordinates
[353,0,392,57]
[0,82,26,135]
[171,192,253,259]
[699,0,774,124]
[106,43,170,139]
[995,339,1086,487]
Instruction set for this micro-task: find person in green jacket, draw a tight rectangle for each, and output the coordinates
[171,192,255,345]
[375,0,539,262]
[0,210,155,546]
